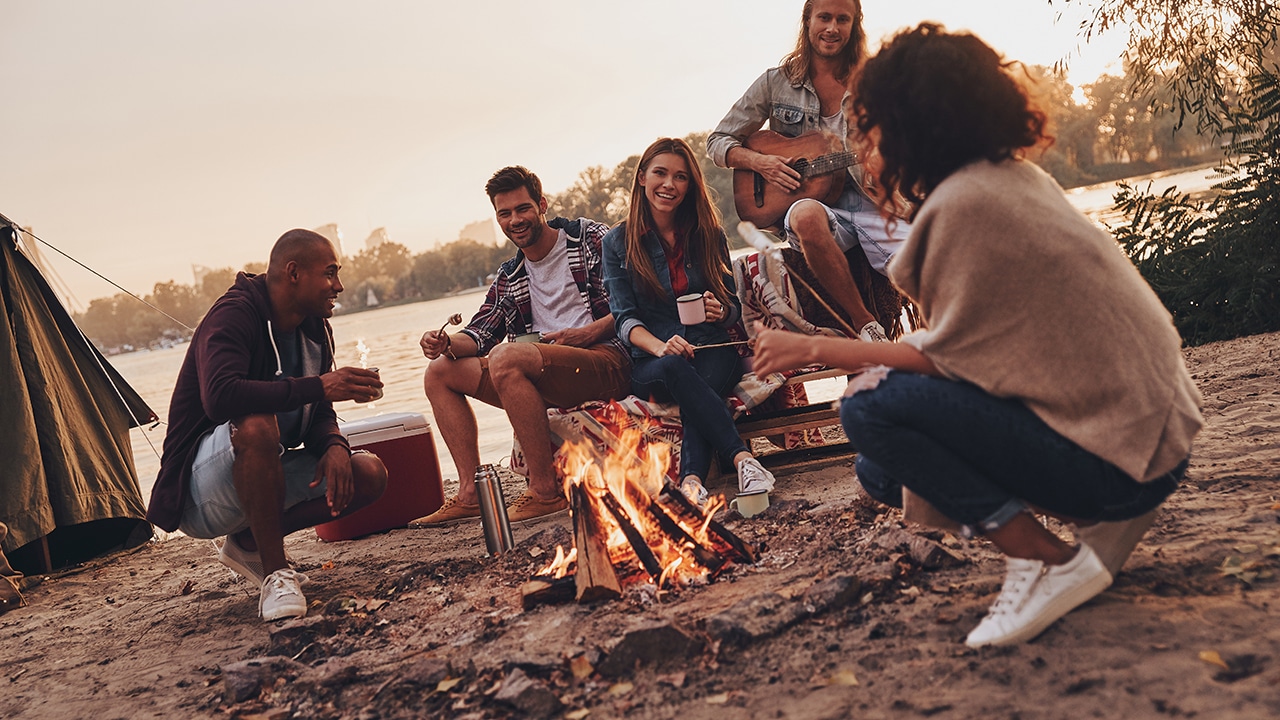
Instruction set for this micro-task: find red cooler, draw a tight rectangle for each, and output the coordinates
[316,412,445,541]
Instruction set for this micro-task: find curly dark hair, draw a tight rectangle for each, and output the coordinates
[853,23,1051,216]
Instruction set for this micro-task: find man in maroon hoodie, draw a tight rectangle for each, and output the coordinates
[149,229,387,622]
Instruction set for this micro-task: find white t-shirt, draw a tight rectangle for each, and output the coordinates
[524,230,594,333]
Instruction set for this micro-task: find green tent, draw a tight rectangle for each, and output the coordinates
[1,215,156,574]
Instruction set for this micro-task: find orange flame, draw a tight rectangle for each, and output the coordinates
[536,421,727,588]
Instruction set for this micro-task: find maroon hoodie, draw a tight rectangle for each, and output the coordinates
[147,272,349,532]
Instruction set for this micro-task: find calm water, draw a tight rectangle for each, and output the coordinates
[112,165,1222,502]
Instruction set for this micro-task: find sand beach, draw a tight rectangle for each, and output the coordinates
[2,330,1277,719]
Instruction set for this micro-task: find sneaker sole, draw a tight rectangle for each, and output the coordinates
[261,604,307,622]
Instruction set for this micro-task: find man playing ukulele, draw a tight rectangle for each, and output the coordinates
[707,0,904,342]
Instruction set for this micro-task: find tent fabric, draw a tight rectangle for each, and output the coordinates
[0,218,156,563]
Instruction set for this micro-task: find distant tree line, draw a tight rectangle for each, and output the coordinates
[76,62,1225,353]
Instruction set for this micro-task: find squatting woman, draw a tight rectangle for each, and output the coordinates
[752,25,1202,647]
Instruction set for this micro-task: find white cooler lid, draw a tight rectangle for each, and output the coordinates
[339,412,430,448]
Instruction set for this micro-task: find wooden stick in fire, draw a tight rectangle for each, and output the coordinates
[599,492,665,580]
[661,480,760,564]
[570,483,622,603]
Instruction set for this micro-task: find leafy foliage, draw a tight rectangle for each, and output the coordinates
[1059,1,1279,132]
[1111,67,1280,345]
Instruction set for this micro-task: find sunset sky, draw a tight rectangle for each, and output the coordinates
[1,1,1127,308]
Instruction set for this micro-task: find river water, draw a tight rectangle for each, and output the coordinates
[111,164,1224,502]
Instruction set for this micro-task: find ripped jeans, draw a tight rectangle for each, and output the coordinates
[839,370,1183,535]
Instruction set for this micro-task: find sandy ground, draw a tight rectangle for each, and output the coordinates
[3,331,1278,720]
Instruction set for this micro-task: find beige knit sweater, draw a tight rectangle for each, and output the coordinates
[888,159,1202,482]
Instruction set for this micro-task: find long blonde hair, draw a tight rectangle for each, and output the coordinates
[780,0,867,85]
[622,137,731,303]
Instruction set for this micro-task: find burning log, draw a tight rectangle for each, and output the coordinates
[571,483,622,603]
[641,499,726,575]
[598,491,665,580]
[660,480,759,564]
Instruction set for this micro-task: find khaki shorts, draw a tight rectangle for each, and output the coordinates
[475,343,630,409]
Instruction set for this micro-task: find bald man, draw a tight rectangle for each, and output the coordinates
[149,229,387,622]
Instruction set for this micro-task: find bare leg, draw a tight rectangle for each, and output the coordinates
[487,343,560,501]
[790,200,877,331]
[228,414,289,575]
[423,356,486,503]
[983,512,1078,565]
[231,442,389,562]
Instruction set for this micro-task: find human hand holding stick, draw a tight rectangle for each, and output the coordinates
[420,313,464,359]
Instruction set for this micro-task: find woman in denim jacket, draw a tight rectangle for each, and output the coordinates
[602,138,776,505]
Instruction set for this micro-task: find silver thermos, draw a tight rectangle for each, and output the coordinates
[475,464,514,556]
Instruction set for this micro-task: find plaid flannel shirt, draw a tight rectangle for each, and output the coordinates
[460,217,624,356]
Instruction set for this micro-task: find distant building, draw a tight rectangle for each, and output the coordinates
[459,219,498,246]
[313,223,346,259]
[364,227,391,251]
[191,264,213,285]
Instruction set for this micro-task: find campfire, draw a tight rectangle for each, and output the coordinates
[521,423,758,609]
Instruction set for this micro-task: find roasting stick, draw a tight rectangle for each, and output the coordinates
[693,340,751,351]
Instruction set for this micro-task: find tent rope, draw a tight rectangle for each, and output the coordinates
[17,225,194,332]
[8,223,168,463]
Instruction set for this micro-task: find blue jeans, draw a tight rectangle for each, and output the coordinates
[630,346,746,481]
[839,372,1183,533]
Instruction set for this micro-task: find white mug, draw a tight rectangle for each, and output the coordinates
[676,293,706,325]
[729,491,769,518]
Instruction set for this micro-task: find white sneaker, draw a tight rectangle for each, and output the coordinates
[736,457,776,495]
[859,321,889,343]
[259,569,309,622]
[965,544,1112,647]
[680,477,709,508]
[216,536,265,586]
[1073,508,1160,577]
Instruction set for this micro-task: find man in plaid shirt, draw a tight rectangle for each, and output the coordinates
[414,166,631,525]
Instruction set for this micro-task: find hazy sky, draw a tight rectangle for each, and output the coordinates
[1,0,1126,308]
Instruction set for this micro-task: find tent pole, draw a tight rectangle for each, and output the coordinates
[38,536,52,574]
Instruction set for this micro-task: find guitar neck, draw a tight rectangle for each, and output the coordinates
[798,151,856,179]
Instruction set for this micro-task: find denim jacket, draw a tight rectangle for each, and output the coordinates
[602,222,743,360]
[706,66,865,184]
[460,217,623,357]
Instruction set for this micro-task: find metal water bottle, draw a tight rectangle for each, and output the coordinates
[475,464,514,556]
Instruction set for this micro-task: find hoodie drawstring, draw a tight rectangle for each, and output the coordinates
[266,320,283,377]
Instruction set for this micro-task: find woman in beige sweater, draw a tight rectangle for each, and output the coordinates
[753,24,1202,647]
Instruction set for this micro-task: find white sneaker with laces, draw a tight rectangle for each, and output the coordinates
[216,536,266,586]
[737,457,776,495]
[859,321,889,343]
[965,544,1112,647]
[259,568,309,622]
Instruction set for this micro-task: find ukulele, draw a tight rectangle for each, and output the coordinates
[732,130,858,229]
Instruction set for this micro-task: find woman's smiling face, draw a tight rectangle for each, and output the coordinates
[639,152,691,217]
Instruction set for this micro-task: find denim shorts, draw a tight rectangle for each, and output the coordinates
[177,421,327,539]
[781,186,908,275]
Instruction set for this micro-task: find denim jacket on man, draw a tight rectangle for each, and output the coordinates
[601,222,743,360]
[460,216,623,357]
[706,66,865,184]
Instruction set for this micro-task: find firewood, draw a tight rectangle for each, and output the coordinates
[598,491,665,580]
[520,576,577,610]
[571,484,622,603]
[660,481,759,564]
[641,499,725,574]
